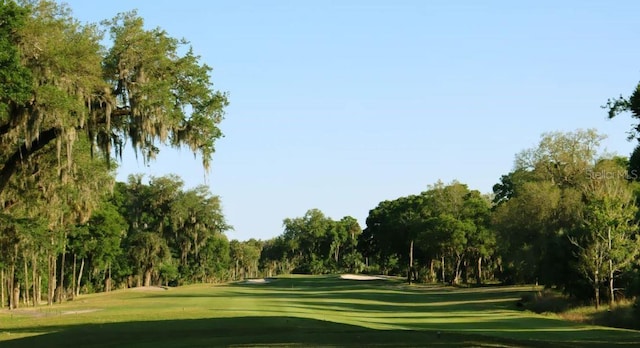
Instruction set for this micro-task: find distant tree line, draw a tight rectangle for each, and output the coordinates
[258,129,640,309]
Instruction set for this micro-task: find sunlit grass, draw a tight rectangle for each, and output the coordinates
[1,275,639,347]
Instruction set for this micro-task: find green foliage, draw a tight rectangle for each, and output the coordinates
[519,290,576,314]
[493,180,564,284]
[199,233,231,282]
[0,0,227,197]
[128,231,171,286]
[341,250,365,273]
[570,158,640,307]
[0,0,32,114]
[0,0,228,304]
[279,209,361,274]
[493,129,640,308]
[101,10,227,169]
[159,261,179,287]
[115,175,231,285]
[361,181,494,284]
[605,82,640,140]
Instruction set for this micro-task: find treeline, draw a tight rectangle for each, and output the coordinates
[4,129,640,310]
[0,0,228,310]
[0,174,233,308]
[259,129,640,309]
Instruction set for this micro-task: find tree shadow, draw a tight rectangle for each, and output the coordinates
[265,296,640,346]
[160,276,532,305]
[4,277,639,347]
[3,315,637,347]
[0,315,539,348]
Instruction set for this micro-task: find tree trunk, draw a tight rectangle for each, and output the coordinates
[23,257,30,306]
[407,239,414,284]
[1,269,5,309]
[429,259,435,282]
[0,127,60,195]
[12,281,19,310]
[71,254,76,300]
[235,259,239,280]
[441,255,446,284]
[9,260,15,309]
[57,236,66,303]
[32,253,38,306]
[48,253,56,306]
[77,258,85,294]
[462,259,468,284]
[476,256,483,285]
[594,270,600,310]
[105,262,111,292]
[37,274,42,305]
[453,253,464,285]
[609,258,614,307]
[144,269,152,287]
[608,226,614,307]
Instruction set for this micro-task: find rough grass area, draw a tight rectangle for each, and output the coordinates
[1,275,640,347]
[519,289,640,331]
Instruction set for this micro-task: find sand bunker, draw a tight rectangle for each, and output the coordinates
[340,274,385,281]
[243,278,272,284]
[129,286,168,291]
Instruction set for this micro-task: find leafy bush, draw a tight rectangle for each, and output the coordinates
[309,259,327,274]
[341,251,365,273]
[519,290,573,313]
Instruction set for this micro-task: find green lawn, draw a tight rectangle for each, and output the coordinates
[1,275,639,347]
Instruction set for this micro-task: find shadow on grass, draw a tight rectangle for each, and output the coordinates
[2,316,640,348]
[252,299,640,345]
[151,276,533,306]
[1,315,626,348]
[4,277,639,347]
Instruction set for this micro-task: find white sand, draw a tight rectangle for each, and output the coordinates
[243,278,272,284]
[340,274,385,281]
[129,286,168,291]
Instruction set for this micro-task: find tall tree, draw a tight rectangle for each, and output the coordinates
[571,159,640,308]
[0,0,227,198]
[491,129,640,304]
[605,81,640,177]
[128,231,170,287]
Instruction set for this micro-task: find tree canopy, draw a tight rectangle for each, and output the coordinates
[0,0,227,198]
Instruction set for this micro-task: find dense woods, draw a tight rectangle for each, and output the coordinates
[2,0,640,314]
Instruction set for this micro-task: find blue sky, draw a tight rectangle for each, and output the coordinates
[62,0,640,241]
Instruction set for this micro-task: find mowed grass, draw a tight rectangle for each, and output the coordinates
[1,275,639,347]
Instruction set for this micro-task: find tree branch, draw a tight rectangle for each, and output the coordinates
[0,127,59,195]
[0,122,11,137]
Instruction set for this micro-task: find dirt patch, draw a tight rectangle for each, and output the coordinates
[0,309,46,318]
[62,309,102,315]
[340,274,385,281]
[1,308,102,317]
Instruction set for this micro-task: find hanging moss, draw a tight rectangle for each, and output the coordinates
[0,0,227,197]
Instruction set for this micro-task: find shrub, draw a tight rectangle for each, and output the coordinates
[519,290,573,313]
